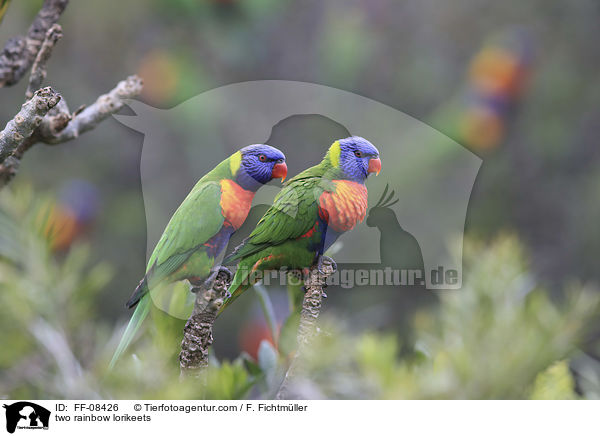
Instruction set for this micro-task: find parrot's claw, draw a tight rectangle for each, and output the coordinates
[198,265,233,292]
[200,268,220,291]
[215,266,233,297]
[317,255,337,275]
[216,265,233,283]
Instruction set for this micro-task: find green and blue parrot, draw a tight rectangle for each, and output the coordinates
[109,144,287,369]
[221,136,381,313]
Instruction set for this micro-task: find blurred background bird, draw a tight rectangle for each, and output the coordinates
[42,180,101,253]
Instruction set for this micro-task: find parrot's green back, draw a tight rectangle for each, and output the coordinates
[148,157,234,268]
[220,160,336,313]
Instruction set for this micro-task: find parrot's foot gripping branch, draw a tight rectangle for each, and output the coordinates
[317,255,337,275]
[315,255,336,298]
[193,266,233,298]
[179,267,233,379]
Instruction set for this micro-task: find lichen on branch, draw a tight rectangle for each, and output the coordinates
[0,87,60,162]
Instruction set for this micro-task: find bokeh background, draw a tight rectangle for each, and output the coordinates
[1,0,600,399]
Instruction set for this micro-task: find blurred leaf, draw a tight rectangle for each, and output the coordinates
[258,339,278,375]
[205,360,254,400]
[240,351,263,377]
[529,361,577,400]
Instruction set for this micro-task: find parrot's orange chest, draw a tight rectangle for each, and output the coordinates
[319,180,368,232]
[220,179,255,229]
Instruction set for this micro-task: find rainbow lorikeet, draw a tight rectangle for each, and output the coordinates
[220,136,381,313]
[109,144,287,369]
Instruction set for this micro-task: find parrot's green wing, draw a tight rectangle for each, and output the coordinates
[110,181,225,370]
[226,177,328,262]
[146,181,225,280]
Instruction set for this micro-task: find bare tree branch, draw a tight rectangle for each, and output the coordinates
[276,259,336,399]
[0,76,143,187]
[179,269,233,379]
[0,87,60,162]
[0,0,69,87]
[26,24,63,99]
[40,75,143,145]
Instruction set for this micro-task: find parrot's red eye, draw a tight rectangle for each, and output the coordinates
[354,150,363,158]
[259,154,267,162]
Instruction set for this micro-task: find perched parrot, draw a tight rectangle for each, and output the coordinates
[221,136,381,313]
[109,144,287,369]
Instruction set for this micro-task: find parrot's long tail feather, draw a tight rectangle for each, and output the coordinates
[108,295,151,371]
[126,276,149,309]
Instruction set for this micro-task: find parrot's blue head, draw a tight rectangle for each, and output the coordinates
[330,136,381,183]
[236,144,287,191]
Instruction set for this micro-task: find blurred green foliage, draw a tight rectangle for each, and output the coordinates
[1,188,598,399]
[279,236,599,399]
[0,186,113,398]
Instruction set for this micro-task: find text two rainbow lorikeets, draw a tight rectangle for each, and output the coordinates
[220,136,381,312]
[109,144,287,368]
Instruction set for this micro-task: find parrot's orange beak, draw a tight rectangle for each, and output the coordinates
[368,157,381,175]
[272,162,288,182]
